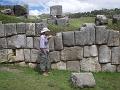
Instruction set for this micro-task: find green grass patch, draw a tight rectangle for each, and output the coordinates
[0,65,120,90]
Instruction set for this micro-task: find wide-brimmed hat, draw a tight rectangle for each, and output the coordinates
[41,27,50,33]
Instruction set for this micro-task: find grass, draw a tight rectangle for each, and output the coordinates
[0,64,120,90]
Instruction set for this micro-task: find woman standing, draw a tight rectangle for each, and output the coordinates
[39,27,52,76]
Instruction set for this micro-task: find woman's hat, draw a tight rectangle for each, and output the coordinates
[41,27,50,33]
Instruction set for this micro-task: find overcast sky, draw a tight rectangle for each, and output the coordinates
[0,0,120,15]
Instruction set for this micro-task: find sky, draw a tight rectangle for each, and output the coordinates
[0,0,120,15]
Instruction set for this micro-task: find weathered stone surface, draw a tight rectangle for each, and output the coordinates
[16,23,26,34]
[33,37,40,49]
[16,49,24,61]
[0,38,7,49]
[108,30,119,46]
[61,47,83,61]
[101,63,116,72]
[51,61,66,70]
[35,23,47,36]
[26,37,33,48]
[0,49,7,63]
[7,34,26,48]
[4,23,17,36]
[56,18,68,26]
[54,32,63,51]
[117,65,120,72]
[80,57,101,72]
[67,61,80,72]
[28,63,37,68]
[95,26,109,44]
[83,46,90,58]
[19,62,28,67]
[31,49,39,63]
[90,45,98,57]
[99,45,111,63]
[24,49,31,62]
[49,36,54,52]
[26,23,35,36]
[49,51,60,63]
[62,31,74,46]
[0,24,4,37]
[75,27,95,45]
[7,49,16,62]
[81,23,95,28]
[71,73,96,88]
[111,47,120,64]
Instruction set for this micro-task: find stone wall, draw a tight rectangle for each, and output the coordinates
[0,22,120,72]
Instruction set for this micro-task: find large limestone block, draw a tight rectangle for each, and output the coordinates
[108,30,119,46]
[71,73,96,88]
[16,49,24,61]
[83,46,90,58]
[49,51,60,63]
[111,47,120,64]
[80,57,101,72]
[4,23,17,36]
[0,24,5,37]
[90,45,98,57]
[99,45,111,63]
[19,62,28,67]
[62,31,75,46]
[35,23,47,36]
[26,37,33,48]
[24,49,31,62]
[67,61,80,72]
[56,18,68,26]
[0,38,7,49]
[101,63,116,72]
[28,63,37,68]
[7,49,16,62]
[54,32,63,51]
[26,23,35,36]
[75,27,95,45]
[0,49,8,63]
[33,37,40,49]
[95,26,109,44]
[61,47,83,61]
[49,36,54,52]
[31,49,39,63]
[16,23,26,34]
[7,34,26,48]
[51,61,66,70]
[117,65,120,72]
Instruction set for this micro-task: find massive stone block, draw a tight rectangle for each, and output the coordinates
[31,49,39,63]
[67,61,80,72]
[7,49,16,62]
[101,63,116,72]
[7,34,26,48]
[54,32,63,51]
[117,65,120,72]
[0,38,7,49]
[33,37,40,49]
[56,18,68,26]
[26,23,35,36]
[35,23,47,36]
[49,36,54,52]
[24,49,31,62]
[71,73,96,88]
[0,24,5,37]
[80,57,101,72]
[75,27,95,45]
[16,23,26,34]
[61,47,83,61]
[4,23,17,36]
[49,51,60,63]
[62,31,75,46]
[83,46,90,58]
[108,30,119,46]
[16,49,24,61]
[99,45,111,63]
[51,61,66,70]
[90,45,98,57]
[28,63,37,68]
[26,37,33,48]
[0,49,8,63]
[111,47,120,64]
[95,26,109,44]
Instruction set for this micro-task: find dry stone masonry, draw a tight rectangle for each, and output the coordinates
[0,22,120,72]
